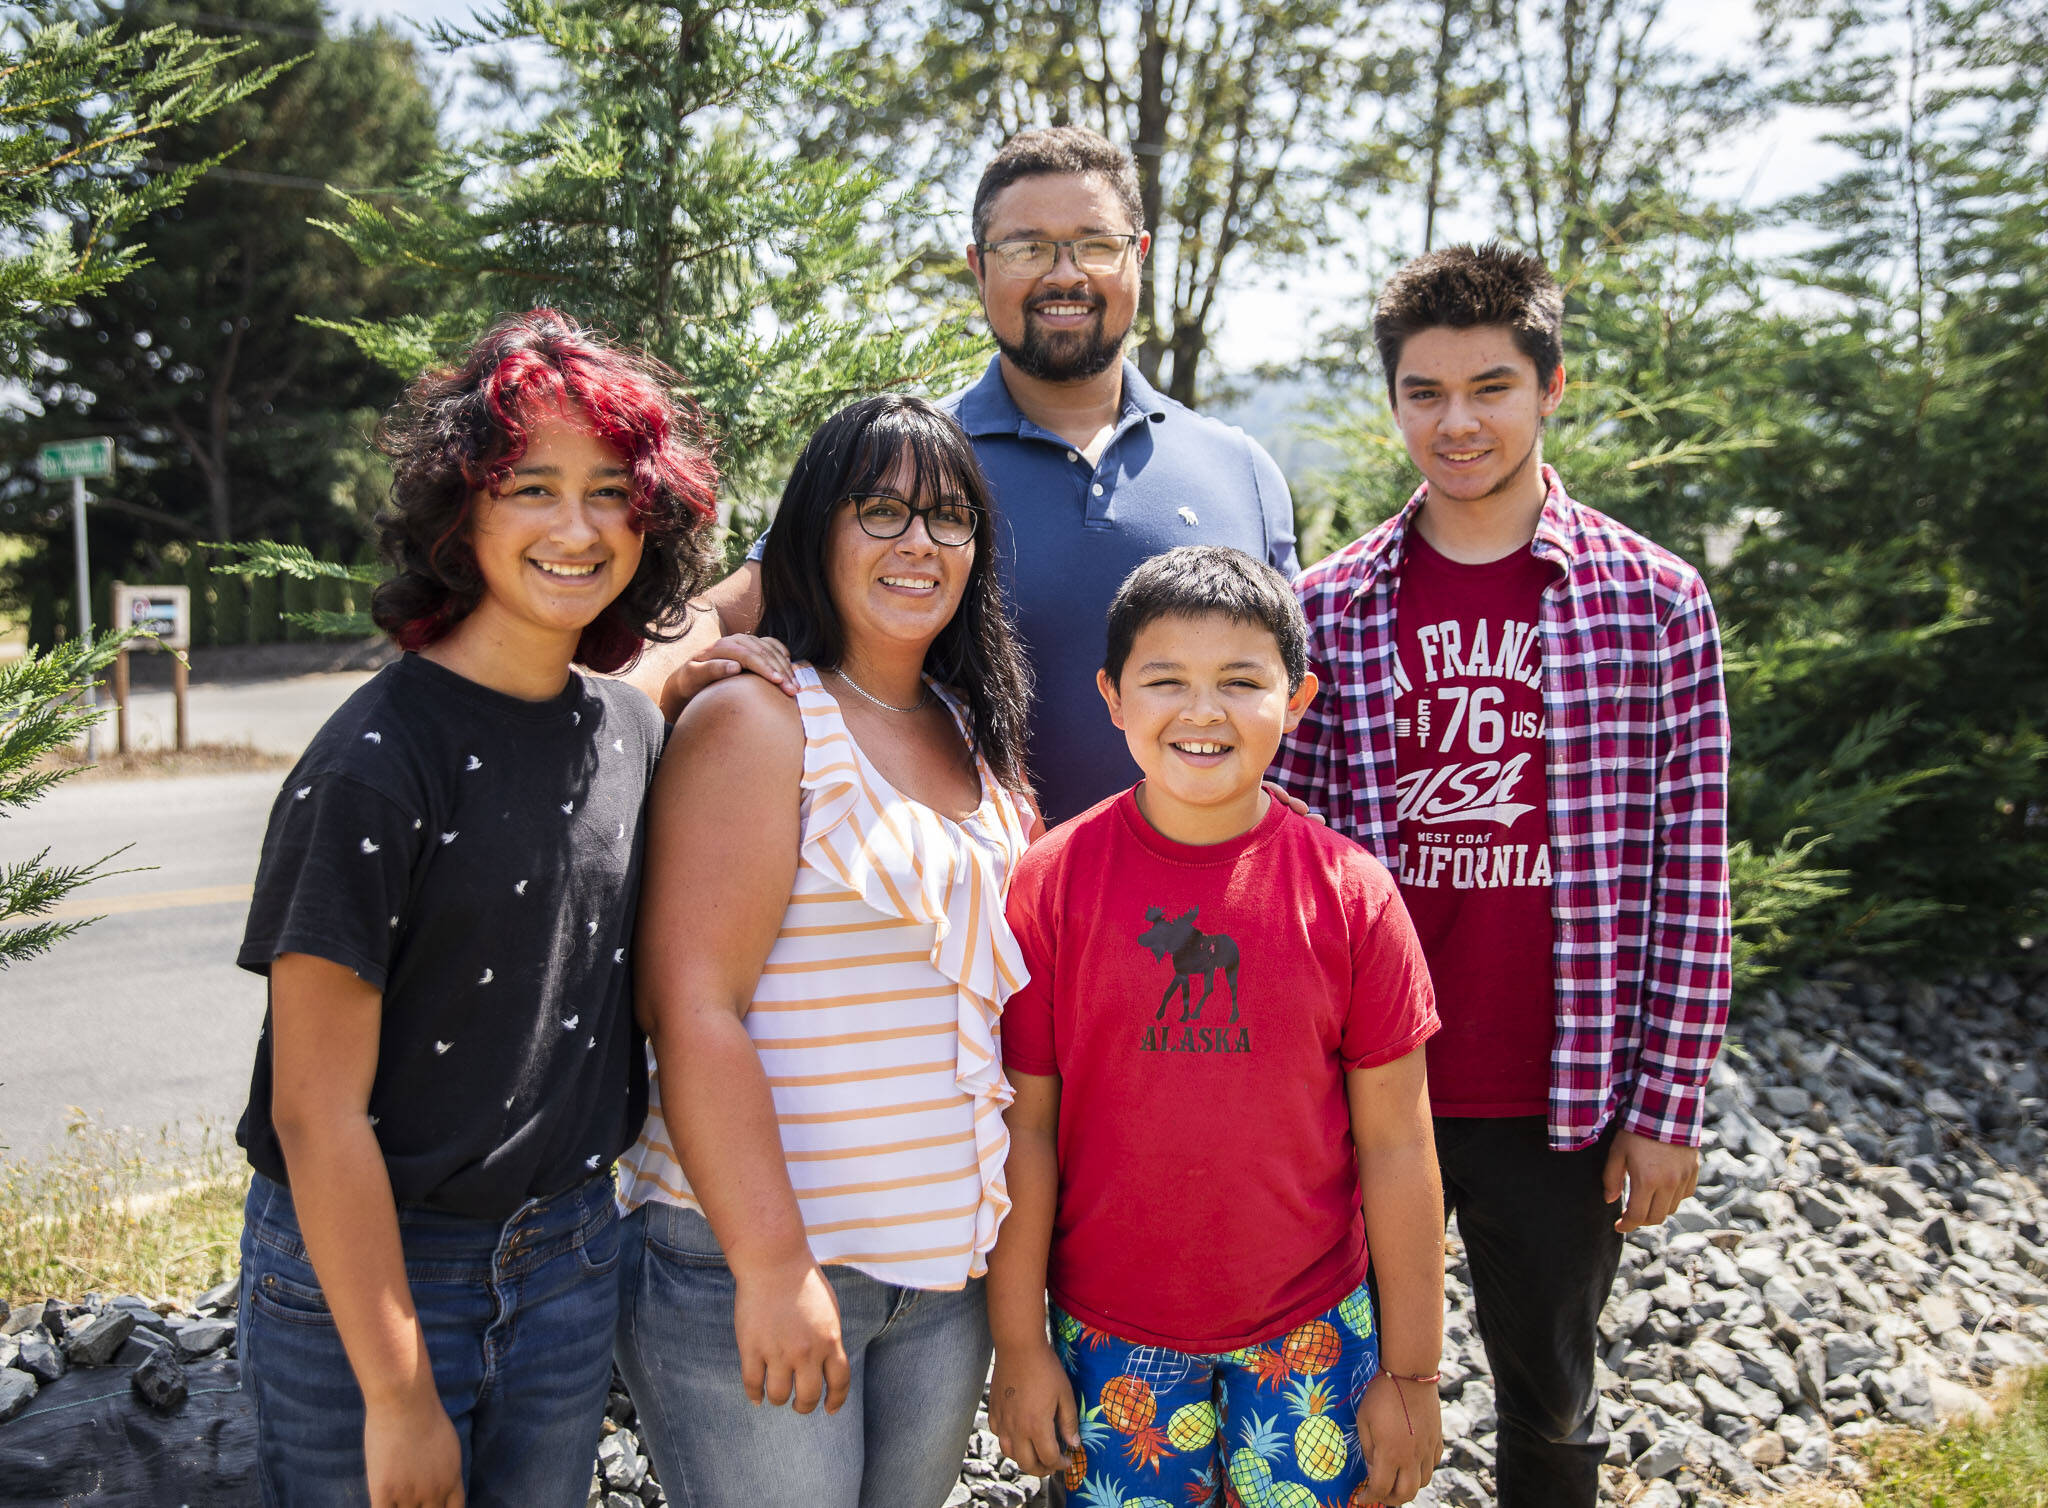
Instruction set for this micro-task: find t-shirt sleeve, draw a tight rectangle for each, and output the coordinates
[237,772,425,990]
[999,853,1059,1077]
[744,527,769,563]
[1338,858,1440,1071]
[1250,438,1299,577]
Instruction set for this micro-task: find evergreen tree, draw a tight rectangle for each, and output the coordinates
[0,3,279,960]
[318,0,980,516]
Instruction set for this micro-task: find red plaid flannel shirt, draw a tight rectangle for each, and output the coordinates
[1273,467,1732,1150]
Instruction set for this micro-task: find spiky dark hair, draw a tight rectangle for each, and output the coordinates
[1372,241,1565,402]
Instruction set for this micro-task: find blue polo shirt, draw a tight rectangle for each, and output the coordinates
[756,357,1297,824]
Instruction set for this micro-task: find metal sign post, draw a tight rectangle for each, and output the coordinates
[38,437,116,759]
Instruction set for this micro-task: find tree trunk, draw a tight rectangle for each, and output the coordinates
[1134,0,1169,383]
[1422,0,1461,251]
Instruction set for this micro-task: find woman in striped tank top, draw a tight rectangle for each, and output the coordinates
[614,396,1039,1507]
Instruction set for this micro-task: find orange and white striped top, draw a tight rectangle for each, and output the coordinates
[616,664,1033,1290]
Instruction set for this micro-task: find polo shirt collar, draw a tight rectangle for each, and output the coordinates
[1348,464,1581,603]
[952,354,1166,438]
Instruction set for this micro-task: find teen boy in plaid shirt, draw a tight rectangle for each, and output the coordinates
[1272,243,1732,1507]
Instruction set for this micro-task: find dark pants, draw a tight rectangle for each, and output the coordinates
[1435,1115,1623,1508]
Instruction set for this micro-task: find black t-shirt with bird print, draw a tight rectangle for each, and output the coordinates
[236,652,661,1219]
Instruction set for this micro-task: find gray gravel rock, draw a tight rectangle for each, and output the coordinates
[60,1309,135,1367]
[0,1368,35,1424]
[129,1346,187,1412]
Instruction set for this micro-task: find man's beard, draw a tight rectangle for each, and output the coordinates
[995,298,1129,382]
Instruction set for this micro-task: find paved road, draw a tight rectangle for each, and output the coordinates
[3,674,372,1165]
[108,670,377,756]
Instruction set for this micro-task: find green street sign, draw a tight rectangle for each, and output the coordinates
[39,436,115,480]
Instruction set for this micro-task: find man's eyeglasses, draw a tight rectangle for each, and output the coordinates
[977,234,1142,279]
[847,493,982,547]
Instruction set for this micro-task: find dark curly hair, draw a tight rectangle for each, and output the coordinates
[371,308,720,673]
[757,395,1034,794]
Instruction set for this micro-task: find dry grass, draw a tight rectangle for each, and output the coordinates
[0,1113,243,1303]
[36,740,295,781]
[1762,1370,2048,1508]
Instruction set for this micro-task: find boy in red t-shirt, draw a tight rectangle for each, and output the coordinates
[988,546,1447,1508]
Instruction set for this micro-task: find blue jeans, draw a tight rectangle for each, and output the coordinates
[238,1171,621,1508]
[615,1201,992,1508]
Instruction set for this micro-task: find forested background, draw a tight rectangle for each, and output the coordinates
[3,0,2043,987]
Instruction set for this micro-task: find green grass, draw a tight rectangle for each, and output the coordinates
[0,1113,243,1302]
[1802,1369,2048,1508]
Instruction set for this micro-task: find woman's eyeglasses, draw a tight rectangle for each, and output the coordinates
[977,234,1141,279]
[847,493,982,547]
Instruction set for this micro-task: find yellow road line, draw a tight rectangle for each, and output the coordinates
[43,882,253,920]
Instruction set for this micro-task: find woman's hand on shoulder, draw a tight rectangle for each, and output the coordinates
[664,633,796,708]
[989,1336,1079,1479]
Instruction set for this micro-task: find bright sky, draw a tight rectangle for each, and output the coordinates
[332,0,1848,372]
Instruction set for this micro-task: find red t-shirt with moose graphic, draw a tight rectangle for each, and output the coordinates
[1002,789,1438,1351]
[1392,532,1557,1116]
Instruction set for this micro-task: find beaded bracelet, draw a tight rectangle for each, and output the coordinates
[1376,1368,1442,1436]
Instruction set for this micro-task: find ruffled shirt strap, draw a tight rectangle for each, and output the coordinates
[791,663,1032,1273]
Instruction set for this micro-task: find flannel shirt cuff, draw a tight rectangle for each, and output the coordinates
[1621,1069,1708,1148]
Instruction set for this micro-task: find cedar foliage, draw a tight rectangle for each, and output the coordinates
[314,0,983,520]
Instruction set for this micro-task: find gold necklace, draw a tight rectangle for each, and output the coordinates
[832,665,931,714]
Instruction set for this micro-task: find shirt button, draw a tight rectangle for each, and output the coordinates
[1066,450,1079,462]
[1091,483,1105,496]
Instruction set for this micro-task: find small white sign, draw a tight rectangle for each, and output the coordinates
[113,584,191,650]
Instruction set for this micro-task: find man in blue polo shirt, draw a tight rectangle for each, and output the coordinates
[633,126,1297,824]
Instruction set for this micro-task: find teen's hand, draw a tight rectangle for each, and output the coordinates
[989,1337,1080,1478]
[733,1256,850,1414]
[364,1387,464,1507]
[1603,1129,1700,1232]
[1262,781,1322,823]
[1357,1370,1441,1506]
[664,634,796,708]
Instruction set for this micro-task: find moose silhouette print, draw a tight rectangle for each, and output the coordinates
[1137,905,1241,1022]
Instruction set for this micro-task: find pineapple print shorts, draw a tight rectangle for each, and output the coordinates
[1053,1278,1379,1508]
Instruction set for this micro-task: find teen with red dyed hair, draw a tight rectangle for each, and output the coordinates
[231,309,717,1507]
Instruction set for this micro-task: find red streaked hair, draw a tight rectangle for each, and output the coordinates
[372,309,720,673]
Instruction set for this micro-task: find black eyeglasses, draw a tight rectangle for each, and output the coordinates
[846,493,982,547]
[977,234,1142,279]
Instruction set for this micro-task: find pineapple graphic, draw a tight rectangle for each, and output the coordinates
[1222,1343,1293,1392]
[1056,1310,1084,1368]
[1279,1319,1342,1377]
[1224,1410,1286,1507]
[1336,1286,1375,1340]
[1065,1405,1113,1491]
[1074,1471,1175,1508]
[1166,1398,1218,1452]
[1284,1376,1347,1483]
[1100,1372,1172,1471]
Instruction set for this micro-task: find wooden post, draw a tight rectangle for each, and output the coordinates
[111,648,131,755]
[173,651,190,752]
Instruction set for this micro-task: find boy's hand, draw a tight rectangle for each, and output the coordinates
[989,1338,1079,1479]
[1602,1129,1700,1232]
[733,1256,850,1414]
[364,1386,464,1507]
[1357,1371,1440,1506]
[664,633,796,707]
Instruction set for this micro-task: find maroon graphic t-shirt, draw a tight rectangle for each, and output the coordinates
[1002,790,1438,1351]
[1393,531,1557,1116]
